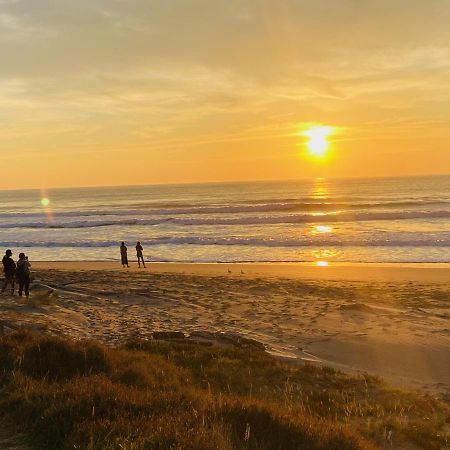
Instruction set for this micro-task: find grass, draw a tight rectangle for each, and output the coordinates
[0,332,447,450]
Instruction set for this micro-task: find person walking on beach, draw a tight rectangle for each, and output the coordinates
[120,242,129,268]
[136,241,146,268]
[16,253,31,298]
[1,249,16,295]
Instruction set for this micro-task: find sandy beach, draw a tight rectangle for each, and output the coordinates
[1,262,449,395]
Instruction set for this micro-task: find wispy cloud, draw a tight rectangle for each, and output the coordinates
[0,0,449,187]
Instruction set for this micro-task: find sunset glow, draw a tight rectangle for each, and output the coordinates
[302,126,335,158]
[0,1,448,189]
[0,4,448,444]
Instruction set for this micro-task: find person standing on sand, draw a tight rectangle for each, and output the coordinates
[136,241,146,268]
[120,242,129,268]
[1,249,16,295]
[16,253,31,298]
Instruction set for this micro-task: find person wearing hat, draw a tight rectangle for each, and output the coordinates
[16,253,31,298]
[2,249,16,294]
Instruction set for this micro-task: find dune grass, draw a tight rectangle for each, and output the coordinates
[0,332,447,449]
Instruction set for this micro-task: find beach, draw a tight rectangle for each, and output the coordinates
[1,262,448,396]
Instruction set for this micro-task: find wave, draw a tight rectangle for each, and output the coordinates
[0,209,449,229]
[2,235,449,248]
[0,200,448,219]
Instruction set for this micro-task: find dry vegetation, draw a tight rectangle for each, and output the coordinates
[0,331,448,450]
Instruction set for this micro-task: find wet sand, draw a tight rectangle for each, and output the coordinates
[1,262,449,395]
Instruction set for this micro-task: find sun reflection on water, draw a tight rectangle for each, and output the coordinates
[311,177,329,200]
[311,224,333,234]
[316,261,329,267]
[312,249,338,259]
[312,248,339,267]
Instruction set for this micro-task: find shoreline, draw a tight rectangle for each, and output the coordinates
[32,260,450,266]
[32,261,450,283]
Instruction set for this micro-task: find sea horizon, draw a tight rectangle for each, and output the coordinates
[1,172,449,193]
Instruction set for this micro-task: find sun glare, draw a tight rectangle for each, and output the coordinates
[313,225,333,234]
[301,125,335,158]
[316,261,329,267]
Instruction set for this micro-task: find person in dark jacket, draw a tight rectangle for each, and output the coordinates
[16,253,31,297]
[2,249,16,294]
[136,241,146,268]
[120,242,129,268]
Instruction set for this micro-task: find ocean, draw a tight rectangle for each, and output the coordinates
[0,175,449,263]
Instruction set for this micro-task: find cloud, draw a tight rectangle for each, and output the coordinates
[0,0,449,186]
[1,0,449,77]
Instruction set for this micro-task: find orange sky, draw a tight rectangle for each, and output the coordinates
[0,0,449,189]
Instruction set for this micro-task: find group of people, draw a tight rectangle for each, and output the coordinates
[120,241,146,268]
[1,249,32,297]
[1,243,145,297]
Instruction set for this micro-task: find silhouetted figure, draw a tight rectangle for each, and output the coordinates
[136,241,146,268]
[2,249,16,295]
[16,253,31,298]
[120,242,129,268]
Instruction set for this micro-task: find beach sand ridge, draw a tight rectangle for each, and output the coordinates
[0,263,448,396]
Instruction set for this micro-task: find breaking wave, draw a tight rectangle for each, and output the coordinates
[2,234,449,248]
[0,209,449,229]
[0,200,447,219]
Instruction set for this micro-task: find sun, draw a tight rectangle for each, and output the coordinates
[301,125,335,158]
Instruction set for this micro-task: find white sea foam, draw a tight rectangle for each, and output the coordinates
[0,200,447,219]
[0,209,448,229]
[1,234,449,248]
[0,176,448,262]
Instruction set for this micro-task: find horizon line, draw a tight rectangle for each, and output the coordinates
[0,172,448,193]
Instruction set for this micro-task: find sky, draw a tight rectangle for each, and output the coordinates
[0,0,449,189]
